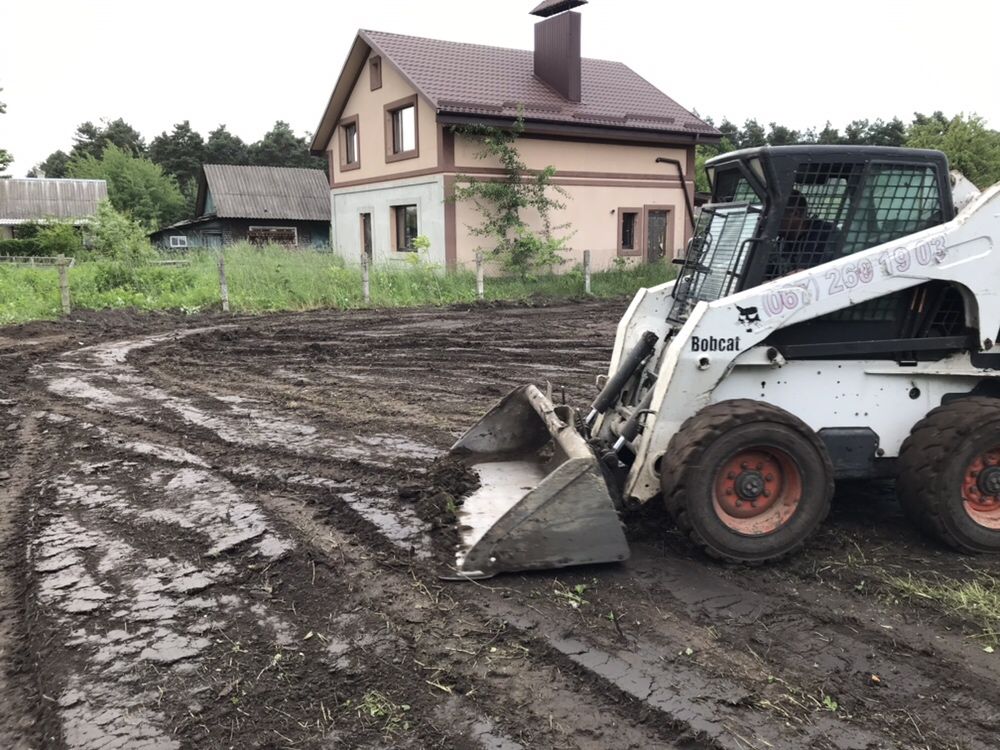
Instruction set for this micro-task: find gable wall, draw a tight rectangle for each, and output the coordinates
[328,52,439,185]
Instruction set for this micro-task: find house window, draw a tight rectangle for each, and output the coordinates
[344,123,358,164]
[339,116,360,171]
[370,56,382,91]
[617,208,641,256]
[169,235,189,249]
[391,205,418,252]
[384,95,418,162]
[248,226,298,246]
[646,208,671,260]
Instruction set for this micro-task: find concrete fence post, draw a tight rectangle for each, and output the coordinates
[217,253,230,313]
[583,250,592,295]
[476,252,485,301]
[57,256,71,315]
[362,253,371,304]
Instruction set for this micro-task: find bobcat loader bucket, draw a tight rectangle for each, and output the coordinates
[448,384,629,579]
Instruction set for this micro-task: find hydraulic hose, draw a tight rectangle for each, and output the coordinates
[612,387,657,453]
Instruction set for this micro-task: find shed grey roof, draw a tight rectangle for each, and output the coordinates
[196,165,330,221]
[311,29,718,152]
[0,178,107,223]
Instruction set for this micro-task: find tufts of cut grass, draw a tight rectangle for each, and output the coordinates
[881,571,1000,644]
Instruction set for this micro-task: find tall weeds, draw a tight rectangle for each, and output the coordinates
[0,243,675,324]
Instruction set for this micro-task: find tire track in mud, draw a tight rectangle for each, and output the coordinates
[0,413,45,750]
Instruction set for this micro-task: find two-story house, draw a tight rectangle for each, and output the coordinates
[310,0,720,271]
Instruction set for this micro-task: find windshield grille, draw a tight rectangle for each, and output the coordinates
[669,204,761,322]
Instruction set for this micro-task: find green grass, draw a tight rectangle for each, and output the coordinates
[0,244,676,324]
[881,571,1000,645]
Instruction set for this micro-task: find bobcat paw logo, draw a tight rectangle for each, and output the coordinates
[737,305,761,332]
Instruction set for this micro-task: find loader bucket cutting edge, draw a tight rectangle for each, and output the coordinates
[448,384,629,578]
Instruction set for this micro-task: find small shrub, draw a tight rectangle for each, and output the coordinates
[0,238,43,256]
[495,226,568,279]
[12,222,41,240]
[35,222,83,257]
[85,201,156,262]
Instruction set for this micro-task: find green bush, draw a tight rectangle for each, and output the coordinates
[86,201,156,262]
[36,222,83,257]
[12,222,41,240]
[0,238,43,256]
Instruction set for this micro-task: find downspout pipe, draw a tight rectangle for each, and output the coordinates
[656,157,696,231]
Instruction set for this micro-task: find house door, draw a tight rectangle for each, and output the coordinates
[360,213,373,262]
[645,208,671,262]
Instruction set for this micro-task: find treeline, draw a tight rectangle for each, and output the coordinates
[696,112,1000,192]
[29,119,326,228]
[0,89,11,176]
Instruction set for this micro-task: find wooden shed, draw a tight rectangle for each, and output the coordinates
[150,165,331,249]
[0,178,107,239]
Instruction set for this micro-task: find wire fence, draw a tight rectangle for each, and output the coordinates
[0,246,674,324]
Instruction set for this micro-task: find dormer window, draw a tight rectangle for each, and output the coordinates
[384,95,418,162]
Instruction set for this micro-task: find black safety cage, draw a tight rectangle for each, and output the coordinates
[668,203,762,323]
[672,146,970,362]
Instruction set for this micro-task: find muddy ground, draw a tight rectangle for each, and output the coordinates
[0,299,998,749]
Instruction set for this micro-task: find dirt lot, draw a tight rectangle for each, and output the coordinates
[0,299,998,749]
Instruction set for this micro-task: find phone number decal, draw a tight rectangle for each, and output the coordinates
[762,235,948,317]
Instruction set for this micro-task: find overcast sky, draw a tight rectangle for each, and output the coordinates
[3,0,998,177]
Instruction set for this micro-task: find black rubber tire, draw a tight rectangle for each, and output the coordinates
[661,399,834,563]
[897,396,1000,553]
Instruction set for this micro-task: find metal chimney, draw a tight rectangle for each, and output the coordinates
[530,0,588,103]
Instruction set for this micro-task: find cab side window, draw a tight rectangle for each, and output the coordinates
[842,164,942,255]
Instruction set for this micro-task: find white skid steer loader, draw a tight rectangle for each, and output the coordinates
[449,145,1000,578]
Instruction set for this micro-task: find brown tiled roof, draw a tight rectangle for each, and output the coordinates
[530,0,588,17]
[198,165,330,221]
[362,30,717,137]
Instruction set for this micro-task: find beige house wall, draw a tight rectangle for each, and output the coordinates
[328,53,439,185]
[452,180,690,272]
[454,134,690,178]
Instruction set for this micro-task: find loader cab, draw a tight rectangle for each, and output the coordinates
[673,146,967,362]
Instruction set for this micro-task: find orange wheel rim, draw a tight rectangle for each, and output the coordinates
[961,449,1000,529]
[712,447,802,535]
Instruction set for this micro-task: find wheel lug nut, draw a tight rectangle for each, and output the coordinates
[756,463,764,470]
[762,490,771,498]
[725,489,734,496]
[727,472,736,480]
[741,462,749,470]
[765,474,774,482]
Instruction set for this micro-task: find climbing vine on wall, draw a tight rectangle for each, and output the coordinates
[452,116,571,278]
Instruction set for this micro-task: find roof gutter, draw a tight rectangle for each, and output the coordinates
[437,112,720,147]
